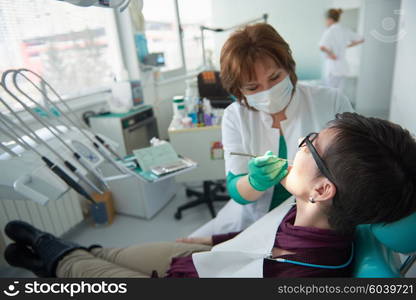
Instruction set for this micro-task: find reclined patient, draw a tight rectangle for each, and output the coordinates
[4,112,416,278]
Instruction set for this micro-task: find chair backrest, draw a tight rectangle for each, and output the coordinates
[197,71,233,108]
[370,212,416,254]
[353,213,416,277]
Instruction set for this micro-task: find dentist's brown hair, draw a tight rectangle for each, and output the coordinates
[220,23,297,108]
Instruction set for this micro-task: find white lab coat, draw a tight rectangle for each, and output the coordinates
[193,197,296,277]
[189,83,353,237]
[319,23,362,88]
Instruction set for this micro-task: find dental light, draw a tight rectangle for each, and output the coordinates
[57,0,132,12]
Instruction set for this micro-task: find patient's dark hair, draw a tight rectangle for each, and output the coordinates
[322,112,416,234]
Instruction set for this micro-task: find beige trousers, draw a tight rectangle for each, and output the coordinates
[56,242,212,278]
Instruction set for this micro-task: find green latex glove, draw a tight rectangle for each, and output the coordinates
[248,150,288,191]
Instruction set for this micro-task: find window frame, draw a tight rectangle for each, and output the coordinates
[1,0,198,117]
[0,1,124,114]
[140,0,187,79]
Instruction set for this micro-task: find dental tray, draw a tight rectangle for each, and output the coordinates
[150,157,195,176]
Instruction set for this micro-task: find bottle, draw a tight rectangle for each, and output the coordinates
[184,78,199,112]
[109,69,133,114]
[184,79,199,125]
[210,141,224,160]
[197,98,205,127]
[170,96,187,130]
[172,96,187,118]
[181,116,193,128]
[203,98,213,126]
[177,104,187,119]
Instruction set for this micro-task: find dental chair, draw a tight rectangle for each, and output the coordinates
[353,212,416,277]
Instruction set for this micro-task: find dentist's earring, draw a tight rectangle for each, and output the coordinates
[309,197,315,203]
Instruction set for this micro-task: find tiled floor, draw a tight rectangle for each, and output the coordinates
[64,183,227,247]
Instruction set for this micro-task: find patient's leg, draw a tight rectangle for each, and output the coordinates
[89,242,211,277]
[56,249,149,278]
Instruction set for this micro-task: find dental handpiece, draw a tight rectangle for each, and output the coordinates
[0,82,104,195]
[0,123,96,204]
[0,142,18,157]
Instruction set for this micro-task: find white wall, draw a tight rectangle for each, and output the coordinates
[387,0,416,278]
[355,0,401,118]
[210,0,331,80]
[389,0,416,134]
[152,78,187,140]
[140,70,189,140]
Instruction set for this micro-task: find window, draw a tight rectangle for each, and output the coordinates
[0,0,122,113]
[178,0,214,71]
[142,0,214,74]
[142,0,183,72]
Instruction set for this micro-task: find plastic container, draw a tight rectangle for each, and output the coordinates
[202,98,213,126]
[108,69,133,113]
[197,98,205,127]
[170,116,183,130]
[173,96,187,117]
[181,116,193,128]
[109,85,133,113]
[177,104,187,119]
[188,112,198,124]
[184,78,199,114]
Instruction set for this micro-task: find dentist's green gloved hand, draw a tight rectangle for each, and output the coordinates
[247,150,288,191]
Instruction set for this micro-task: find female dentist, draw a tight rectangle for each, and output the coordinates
[188,23,353,238]
[319,8,364,91]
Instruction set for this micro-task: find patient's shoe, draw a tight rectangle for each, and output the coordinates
[4,243,48,277]
[87,244,103,251]
[5,220,45,247]
[34,234,88,277]
[5,220,87,277]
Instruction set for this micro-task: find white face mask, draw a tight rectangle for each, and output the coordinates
[245,75,293,114]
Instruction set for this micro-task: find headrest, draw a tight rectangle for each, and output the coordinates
[370,212,416,254]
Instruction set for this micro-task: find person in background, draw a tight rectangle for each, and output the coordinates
[319,8,365,92]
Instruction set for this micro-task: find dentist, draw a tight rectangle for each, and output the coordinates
[189,23,353,237]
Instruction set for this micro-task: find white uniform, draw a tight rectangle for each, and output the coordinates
[189,83,353,237]
[319,23,362,91]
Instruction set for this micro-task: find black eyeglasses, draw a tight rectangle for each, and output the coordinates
[298,132,336,184]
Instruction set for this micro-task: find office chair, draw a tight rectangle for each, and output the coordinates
[174,180,229,220]
[197,71,233,109]
[353,212,416,277]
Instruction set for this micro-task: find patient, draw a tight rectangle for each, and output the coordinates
[4,113,416,278]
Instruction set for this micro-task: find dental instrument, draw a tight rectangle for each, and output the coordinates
[12,69,127,174]
[0,77,104,195]
[0,104,97,204]
[5,70,107,191]
[230,151,292,163]
[0,142,18,157]
[0,122,96,204]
